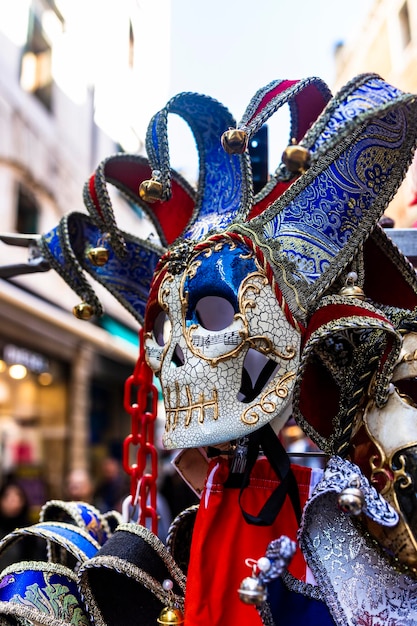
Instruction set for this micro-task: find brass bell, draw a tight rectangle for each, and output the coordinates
[87,246,109,267]
[72,302,94,320]
[339,271,365,300]
[221,128,248,154]
[337,486,365,516]
[237,575,267,605]
[281,142,311,174]
[139,178,163,203]
[157,607,184,624]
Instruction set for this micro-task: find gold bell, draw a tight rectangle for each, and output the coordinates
[337,486,365,516]
[237,575,267,606]
[221,128,249,154]
[72,302,94,320]
[139,178,163,203]
[157,607,184,624]
[281,141,311,174]
[339,271,365,300]
[87,246,109,267]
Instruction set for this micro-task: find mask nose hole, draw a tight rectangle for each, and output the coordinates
[171,344,185,367]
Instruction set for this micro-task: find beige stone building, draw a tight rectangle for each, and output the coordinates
[334,0,417,226]
[0,0,170,513]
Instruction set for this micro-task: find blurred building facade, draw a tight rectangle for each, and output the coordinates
[0,0,170,511]
[333,0,417,226]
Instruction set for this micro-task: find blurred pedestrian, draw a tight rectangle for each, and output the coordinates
[94,457,129,513]
[0,480,31,536]
[0,479,43,570]
[65,468,94,503]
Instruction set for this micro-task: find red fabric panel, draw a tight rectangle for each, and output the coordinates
[299,301,394,439]
[294,83,331,140]
[104,158,195,246]
[302,302,391,349]
[363,236,417,310]
[89,175,103,218]
[299,358,340,438]
[184,459,313,626]
[251,80,298,120]
[248,180,293,219]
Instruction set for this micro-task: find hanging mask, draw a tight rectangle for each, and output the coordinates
[142,74,417,448]
[144,236,301,448]
[2,74,417,454]
[349,329,417,571]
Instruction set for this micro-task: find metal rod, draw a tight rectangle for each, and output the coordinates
[287,451,328,457]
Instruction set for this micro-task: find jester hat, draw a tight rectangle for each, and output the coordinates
[2,73,417,452]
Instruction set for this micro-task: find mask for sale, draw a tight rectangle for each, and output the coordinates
[141,74,417,449]
[4,74,417,455]
[144,235,301,448]
[347,331,417,571]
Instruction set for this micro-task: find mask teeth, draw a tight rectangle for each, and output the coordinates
[165,383,219,429]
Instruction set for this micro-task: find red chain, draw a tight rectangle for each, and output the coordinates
[122,328,159,534]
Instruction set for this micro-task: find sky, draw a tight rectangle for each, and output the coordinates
[163,0,374,180]
[0,0,375,180]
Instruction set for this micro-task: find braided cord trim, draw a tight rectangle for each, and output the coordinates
[39,215,104,317]
[293,300,402,456]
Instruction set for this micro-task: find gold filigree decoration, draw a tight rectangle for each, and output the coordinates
[185,259,202,281]
[159,274,174,312]
[402,349,417,363]
[180,264,299,365]
[239,270,268,313]
[186,314,249,365]
[369,447,395,497]
[394,454,413,490]
[246,336,296,360]
[368,433,413,498]
[241,371,296,425]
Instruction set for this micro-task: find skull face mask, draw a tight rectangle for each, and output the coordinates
[144,236,301,449]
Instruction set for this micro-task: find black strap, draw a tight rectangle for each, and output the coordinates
[226,424,302,527]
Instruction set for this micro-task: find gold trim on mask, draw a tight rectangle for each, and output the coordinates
[165,382,219,430]
[363,406,417,569]
[182,265,298,366]
[241,370,296,425]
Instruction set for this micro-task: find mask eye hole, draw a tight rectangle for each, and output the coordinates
[395,378,417,408]
[195,296,235,331]
[238,348,279,403]
[153,310,172,346]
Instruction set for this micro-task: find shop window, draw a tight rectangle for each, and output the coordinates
[0,341,68,509]
[399,1,412,49]
[20,9,53,111]
[16,183,39,234]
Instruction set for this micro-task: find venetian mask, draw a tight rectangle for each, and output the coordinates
[351,331,417,571]
[144,236,301,449]
[4,76,417,473]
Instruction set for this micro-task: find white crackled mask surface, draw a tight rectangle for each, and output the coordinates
[144,237,302,449]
